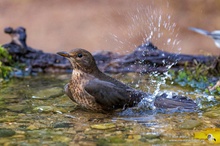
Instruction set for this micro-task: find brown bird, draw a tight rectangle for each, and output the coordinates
[57,48,197,112]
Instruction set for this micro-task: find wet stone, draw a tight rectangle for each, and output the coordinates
[91,123,116,130]
[12,134,26,139]
[0,116,18,122]
[0,128,16,137]
[53,122,74,128]
[26,125,39,130]
[32,87,63,99]
[6,105,27,112]
[204,111,220,118]
[33,106,54,113]
[0,94,18,99]
[126,134,141,143]
[52,135,71,143]
[77,141,97,146]
[4,142,19,146]
[203,106,220,118]
[141,133,161,139]
[179,119,202,129]
[109,136,126,143]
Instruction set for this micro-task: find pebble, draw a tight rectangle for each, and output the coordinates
[179,119,202,129]
[0,128,16,137]
[6,105,27,112]
[91,123,116,130]
[33,106,54,113]
[53,122,74,128]
[32,87,63,99]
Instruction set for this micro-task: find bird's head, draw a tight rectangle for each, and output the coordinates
[57,48,99,73]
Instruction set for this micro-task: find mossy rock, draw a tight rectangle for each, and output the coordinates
[0,128,16,137]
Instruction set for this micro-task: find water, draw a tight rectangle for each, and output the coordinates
[1,2,219,145]
[0,73,219,145]
[110,4,181,54]
[110,4,182,105]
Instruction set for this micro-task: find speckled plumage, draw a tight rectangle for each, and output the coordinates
[57,48,197,112]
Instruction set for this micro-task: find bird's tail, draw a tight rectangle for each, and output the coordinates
[189,27,210,36]
[154,93,198,111]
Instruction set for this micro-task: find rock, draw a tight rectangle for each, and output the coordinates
[0,128,16,137]
[53,122,74,128]
[2,27,71,75]
[6,105,27,112]
[26,125,39,130]
[33,106,54,113]
[179,119,202,129]
[32,87,63,99]
[3,26,218,74]
[52,135,71,143]
[90,123,116,130]
[109,136,126,143]
[204,110,220,118]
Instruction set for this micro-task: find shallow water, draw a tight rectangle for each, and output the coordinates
[0,73,220,145]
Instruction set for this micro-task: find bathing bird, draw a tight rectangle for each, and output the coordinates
[57,48,197,112]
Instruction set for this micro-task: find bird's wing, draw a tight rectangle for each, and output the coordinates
[84,79,130,109]
[188,27,210,36]
[189,27,220,48]
[210,30,220,39]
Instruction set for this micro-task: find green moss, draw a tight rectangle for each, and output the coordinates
[168,62,220,95]
[0,46,13,80]
[0,128,16,137]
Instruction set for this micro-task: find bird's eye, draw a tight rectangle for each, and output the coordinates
[77,53,83,58]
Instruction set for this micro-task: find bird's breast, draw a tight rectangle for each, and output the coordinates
[69,70,103,111]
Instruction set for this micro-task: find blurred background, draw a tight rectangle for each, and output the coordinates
[0,0,220,55]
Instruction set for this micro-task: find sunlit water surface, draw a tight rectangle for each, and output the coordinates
[0,73,219,145]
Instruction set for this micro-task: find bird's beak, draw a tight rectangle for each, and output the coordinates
[57,51,70,58]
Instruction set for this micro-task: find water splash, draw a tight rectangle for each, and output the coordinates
[133,6,181,97]
[110,4,182,76]
[110,5,181,54]
[109,4,185,110]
